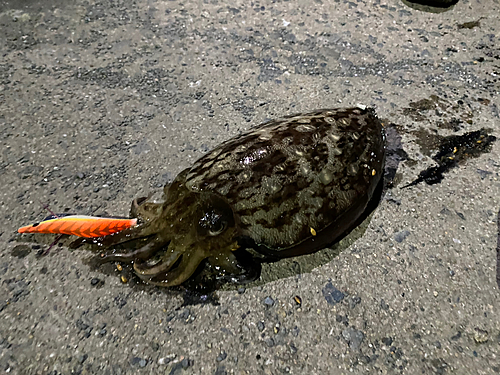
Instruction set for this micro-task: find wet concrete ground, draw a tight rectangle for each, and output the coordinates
[1,0,499,374]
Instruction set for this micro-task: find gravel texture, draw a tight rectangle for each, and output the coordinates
[1,0,500,374]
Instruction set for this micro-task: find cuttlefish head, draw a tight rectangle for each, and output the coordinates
[96,175,249,287]
[135,188,244,286]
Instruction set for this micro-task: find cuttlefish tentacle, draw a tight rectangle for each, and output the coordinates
[130,196,163,222]
[97,236,166,263]
[96,223,158,248]
[133,248,182,276]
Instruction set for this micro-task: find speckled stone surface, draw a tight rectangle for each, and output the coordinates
[1,0,499,374]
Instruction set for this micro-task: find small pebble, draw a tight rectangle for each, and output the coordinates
[322,282,345,305]
[265,338,275,347]
[349,296,361,309]
[394,230,410,243]
[474,328,489,343]
[130,357,141,366]
[216,350,227,362]
[380,299,389,311]
[237,287,246,294]
[263,296,275,307]
[342,327,365,350]
[257,321,265,332]
[381,337,393,346]
[181,358,190,368]
[158,354,176,365]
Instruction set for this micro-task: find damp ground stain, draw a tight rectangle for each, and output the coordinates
[402,95,473,129]
[82,252,222,306]
[458,18,484,30]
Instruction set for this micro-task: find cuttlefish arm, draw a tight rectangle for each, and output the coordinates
[96,235,167,262]
[134,244,206,286]
[134,240,247,287]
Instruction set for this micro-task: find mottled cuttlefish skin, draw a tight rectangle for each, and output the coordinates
[95,107,386,287]
[185,108,385,254]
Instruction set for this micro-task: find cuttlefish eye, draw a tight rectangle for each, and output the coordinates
[196,194,235,237]
[198,209,227,236]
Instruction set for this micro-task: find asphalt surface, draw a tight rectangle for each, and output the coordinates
[1,0,500,374]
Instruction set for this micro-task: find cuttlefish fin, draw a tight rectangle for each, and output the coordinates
[18,215,138,238]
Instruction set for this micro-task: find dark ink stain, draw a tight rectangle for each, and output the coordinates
[436,118,464,132]
[403,129,496,188]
